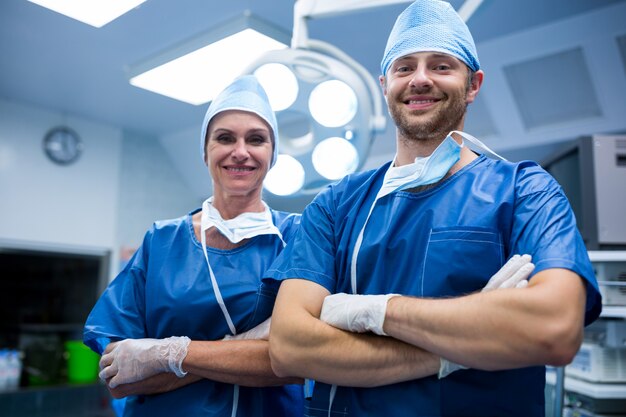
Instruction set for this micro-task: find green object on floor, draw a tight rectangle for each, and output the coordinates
[65,340,100,383]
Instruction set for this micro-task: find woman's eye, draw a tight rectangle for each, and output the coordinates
[215,134,234,143]
[249,135,269,145]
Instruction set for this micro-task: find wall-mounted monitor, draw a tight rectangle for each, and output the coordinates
[541,134,626,250]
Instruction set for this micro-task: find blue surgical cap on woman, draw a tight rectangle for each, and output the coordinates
[200,75,279,167]
[380,0,480,76]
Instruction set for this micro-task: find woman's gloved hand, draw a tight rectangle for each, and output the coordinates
[99,336,191,388]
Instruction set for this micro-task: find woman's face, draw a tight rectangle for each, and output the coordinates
[205,110,273,198]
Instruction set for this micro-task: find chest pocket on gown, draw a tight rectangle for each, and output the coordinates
[422,227,504,297]
[241,282,278,332]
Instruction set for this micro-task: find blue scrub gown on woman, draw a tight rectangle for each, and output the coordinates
[84,208,303,417]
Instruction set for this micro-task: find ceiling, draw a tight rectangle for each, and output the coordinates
[2,0,626,209]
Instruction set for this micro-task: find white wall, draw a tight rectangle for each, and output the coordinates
[0,99,122,249]
[117,130,201,248]
[159,125,211,203]
[0,99,199,279]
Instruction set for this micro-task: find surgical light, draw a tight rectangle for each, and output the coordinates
[253,64,299,111]
[249,40,385,196]
[312,137,359,180]
[309,80,358,128]
[245,0,389,198]
[264,155,306,196]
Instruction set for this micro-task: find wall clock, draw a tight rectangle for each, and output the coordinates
[43,126,83,165]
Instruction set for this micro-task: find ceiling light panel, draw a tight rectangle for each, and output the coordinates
[28,0,146,28]
[128,14,290,106]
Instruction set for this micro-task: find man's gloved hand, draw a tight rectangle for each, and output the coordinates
[439,254,535,378]
[223,318,271,341]
[320,293,400,336]
[99,336,191,388]
[482,254,535,291]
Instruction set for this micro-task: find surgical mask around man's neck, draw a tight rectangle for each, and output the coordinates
[376,132,463,200]
[350,130,505,295]
[200,197,284,245]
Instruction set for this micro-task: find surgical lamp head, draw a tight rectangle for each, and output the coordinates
[244,39,386,196]
[380,0,480,76]
[200,74,279,167]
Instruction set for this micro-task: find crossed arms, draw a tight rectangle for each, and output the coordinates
[100,261,587,396]
[269,267,586,387]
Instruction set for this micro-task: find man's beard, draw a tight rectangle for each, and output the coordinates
[389,92,468,143]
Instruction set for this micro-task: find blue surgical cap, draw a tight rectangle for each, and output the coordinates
[381,0,480,76]
[200,75,279,167]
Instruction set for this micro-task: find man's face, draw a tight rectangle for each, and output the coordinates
[380,52,482,143]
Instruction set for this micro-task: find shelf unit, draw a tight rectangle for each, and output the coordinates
[549,251,626,417]
[547,369,626,398]
[601,306,626,319]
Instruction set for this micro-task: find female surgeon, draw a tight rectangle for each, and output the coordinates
[83,75,303,417]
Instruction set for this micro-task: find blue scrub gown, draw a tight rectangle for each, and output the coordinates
[84,208,303,417]
[265,155,602,417]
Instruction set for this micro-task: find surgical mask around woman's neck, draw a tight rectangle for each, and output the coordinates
[198,196,285,339]
[200,197,284,245]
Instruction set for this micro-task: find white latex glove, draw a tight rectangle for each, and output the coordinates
[223,318,271,341]
[99,336,191,388]
[439,254,535,378]
[320,293,400,336]
[482,254,535,291]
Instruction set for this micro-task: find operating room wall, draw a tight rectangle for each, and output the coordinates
[464,1,626,154]
[0,99,121,250]
[116,130,201,249]
[0,98,199,280]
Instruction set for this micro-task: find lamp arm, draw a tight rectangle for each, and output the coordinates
[292,0,412,48]
[457,0,484,22]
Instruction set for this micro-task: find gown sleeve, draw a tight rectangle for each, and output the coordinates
[509,164,601,325]
[83,229,152,354]
[265,188,339,292]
